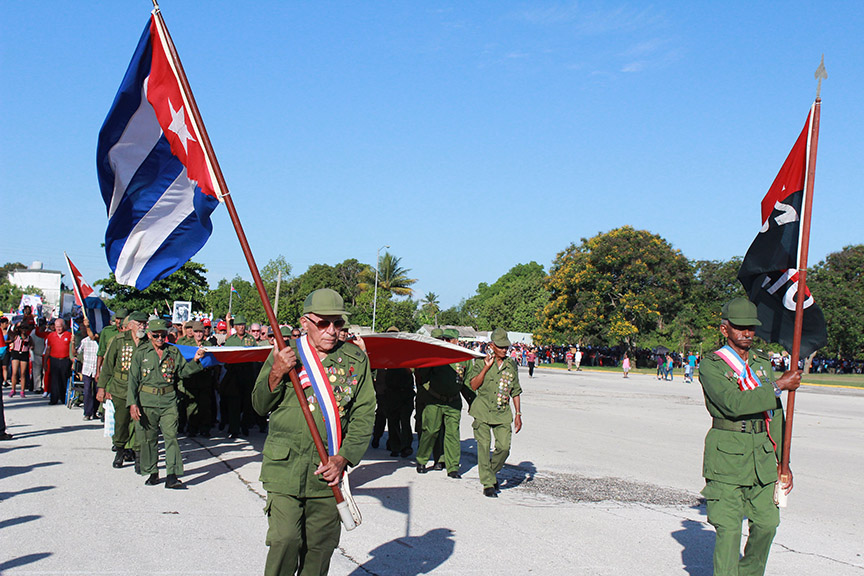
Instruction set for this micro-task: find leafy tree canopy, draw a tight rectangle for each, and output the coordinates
[538,226,691,347]
[97,261,209,316]
[464,262,548,333]
[809,244,864,358]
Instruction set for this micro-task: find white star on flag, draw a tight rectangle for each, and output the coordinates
[167,97,196,153]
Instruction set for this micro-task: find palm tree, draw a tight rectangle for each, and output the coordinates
[422,292,440,325]
[376,252,417,297]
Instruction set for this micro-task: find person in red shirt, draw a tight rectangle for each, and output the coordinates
[37,318,74,405]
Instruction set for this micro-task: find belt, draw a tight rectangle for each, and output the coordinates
[712,417,766,434]
[425,388,460,403]
[140,384,174,396]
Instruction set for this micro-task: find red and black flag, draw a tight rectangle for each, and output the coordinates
[737,107,827,358]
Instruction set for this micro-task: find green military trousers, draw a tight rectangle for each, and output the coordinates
[264,492,340,576]
[136,397,183,476]
[702,479,780,576]
[111,394,138,451]
[185,385,212,435]
[416,404,461,472]
[472,419,511,489]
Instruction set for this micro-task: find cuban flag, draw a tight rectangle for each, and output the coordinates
[97,13,223,290]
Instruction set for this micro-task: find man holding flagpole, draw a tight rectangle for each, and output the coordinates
[253,289,374,576]
[699,298,801,576]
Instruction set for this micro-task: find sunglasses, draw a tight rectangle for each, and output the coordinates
[150,333,167,339]
[305,316,346,330]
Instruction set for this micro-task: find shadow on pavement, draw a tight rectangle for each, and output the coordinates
[0,461,61,479]
[348,528,454,576]
[0,514,42,530]
[182,452,263,486]
[0,485,54,502]
[670,505,715,576]
[0,443,39,454]
[0,552,52,572]
[10,423,102,439]
[499,460,536,489]
[351,459,413,489]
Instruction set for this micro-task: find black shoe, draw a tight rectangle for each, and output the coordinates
[113,451,124,468]
[483,487,498,498]
[134,452,141,475]
[416,464,427,474]
[144,473,160,486]
[433,462,446,471]
[390,450,400,457]
[124,449,135,462]
[0,432,13,441]
[400,447,413,458]
[201,430,211,438]
[447,471,462,479]
[165,474,185,489]
[494,482,500,492]
[371,437,380,449]
[111,445,118,452]
[228,432,238,439]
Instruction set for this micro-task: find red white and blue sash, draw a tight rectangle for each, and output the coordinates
[296,335,342,456]
[714,345,762,391]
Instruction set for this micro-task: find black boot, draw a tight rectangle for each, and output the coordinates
[144,473,160,486]
[165,474,184,489]
[124,448,135,462]
[112,450,124,469]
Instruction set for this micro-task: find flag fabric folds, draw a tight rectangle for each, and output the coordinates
[64,253,95,306]
[97,14,222,290]
[737,107,828,358]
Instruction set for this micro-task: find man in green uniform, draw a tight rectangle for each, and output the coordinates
[412,328,445,470]
[128,319,204,488]
[415,328,465,478]
[222,314,257,438]
[699,297,801,576]
[182,320,217,437]
[253,289,375,576]
[97,311,148,469]
[174,321,198,434]
[467,327,523,498]
[95,308,126,382]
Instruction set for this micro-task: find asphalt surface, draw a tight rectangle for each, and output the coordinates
[2,367,863,575]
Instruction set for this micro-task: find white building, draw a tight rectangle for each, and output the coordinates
[8,261,64,314]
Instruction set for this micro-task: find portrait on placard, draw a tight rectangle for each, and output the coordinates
[172,301,191,324]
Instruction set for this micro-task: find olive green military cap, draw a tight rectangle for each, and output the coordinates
[280,325,292,336]
[232,314,247,325]
[128,311,149,323]
[303,288,350,316]
[113,307,128,319]
[721,297,762,327]
[430,328,444,339]
[148,318,170,332]
[443,328,460,340]
[189,320,205,331]
[386,326,399,333]
[490,327,511,347]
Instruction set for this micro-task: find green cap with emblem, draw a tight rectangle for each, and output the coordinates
[128,311,149,323]
[232,314,247,325]
[303,288,349,316]
[280,325,292,336]
[189,320,205,331]
[430,328,444,339]
[113,307,128,319]
[490,327,511,347]
[148,318,170,332]
[443,328,460,340]
[721,297,762,327]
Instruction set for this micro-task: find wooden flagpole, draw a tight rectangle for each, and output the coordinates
[149,2,348,511]
[779,57,826,483]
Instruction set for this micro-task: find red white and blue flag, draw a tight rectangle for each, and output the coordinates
[97,12,222,290]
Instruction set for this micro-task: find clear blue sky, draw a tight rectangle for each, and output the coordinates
[2,1,862,309]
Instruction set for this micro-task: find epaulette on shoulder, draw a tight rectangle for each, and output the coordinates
[753,349,771,361]
[339,341,367,361]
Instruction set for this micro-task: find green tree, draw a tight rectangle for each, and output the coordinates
[205,277,271,324]
[97,261,210,316]
[464,262,549,333]
[0,262,26,284]
[375,252,417,297]
[539,227,691,347]
[419,292,440,325]
[809,244,864,358]
[334,259,373,306]
[261,255,292,284]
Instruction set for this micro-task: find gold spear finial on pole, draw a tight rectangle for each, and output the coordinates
[815,54,828,100]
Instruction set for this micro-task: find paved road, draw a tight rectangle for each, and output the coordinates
[2,368,862,575]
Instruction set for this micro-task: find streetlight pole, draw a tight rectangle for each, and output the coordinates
[372,244,389,333]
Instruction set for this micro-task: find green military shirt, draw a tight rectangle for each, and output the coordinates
[97,331,145,398]
[252,340,375,498]
[96,325,120,358]
[416,363,462,409]
[225,333,257,347]
[699,348,785,487]
[467,357,522,425]
[175,336,196,346]
[127,342,203,407]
